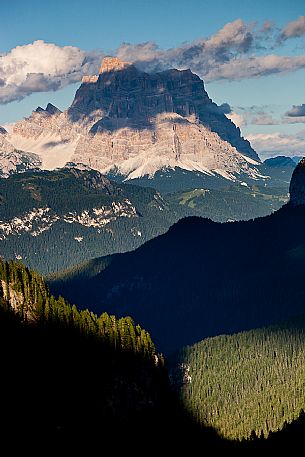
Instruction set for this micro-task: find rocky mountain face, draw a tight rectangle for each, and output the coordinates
[289,157,305,206]
[0,166,181,273]
[7,57,262,183]
[0,126,41,177]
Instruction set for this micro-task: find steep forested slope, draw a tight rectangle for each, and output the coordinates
[0,167,287,274]
[0,260,169,448]
[0,167,178,273]
[170,321,305,440]
[49,204,305,353]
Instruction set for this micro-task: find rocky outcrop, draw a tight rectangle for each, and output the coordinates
[64,163,114,192]
[7,57,261,181]
[99,56,133,73]
[70,59,258,160]
[289,157,305,205]
[0,127,41,177]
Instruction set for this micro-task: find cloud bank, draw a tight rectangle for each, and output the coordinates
[0,40,102,104]
[279,16,305,42]
[247,131,305,159]
[1,17,305,104]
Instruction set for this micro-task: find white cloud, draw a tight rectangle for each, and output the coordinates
[0,40,102,104]
[117,19,258,77]
[247,131,305,158]
[279,16,305,41]
[205,55,305,81]
[117,19,305,82]
[2,17,305,104]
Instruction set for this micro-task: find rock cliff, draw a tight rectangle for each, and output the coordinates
[0,127,41,177]
[8,57,261,182]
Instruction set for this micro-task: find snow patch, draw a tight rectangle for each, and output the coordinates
[0,201,138,239]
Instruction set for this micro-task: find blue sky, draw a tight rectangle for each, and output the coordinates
[1,0,305,157]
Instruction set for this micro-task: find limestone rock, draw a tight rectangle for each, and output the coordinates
[7,57,261,182]
[0,127,41,177]
[99,56,133,73]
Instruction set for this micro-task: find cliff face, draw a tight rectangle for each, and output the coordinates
[289,157,305,205]
[0,127,41,177]
[8,57,261,181]
[70,58,257,160]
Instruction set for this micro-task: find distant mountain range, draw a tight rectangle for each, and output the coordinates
[49,158,305,354]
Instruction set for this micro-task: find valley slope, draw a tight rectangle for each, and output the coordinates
[0,164,287,274]
[49,159,305,353]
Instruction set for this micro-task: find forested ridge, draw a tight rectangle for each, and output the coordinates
[0,168,178,273]
[1,259,305,451]
[0,259,173,453]
[0,168,287,274]
[171,322,305,440]
[48,204,305,354]
[0,259,156,358]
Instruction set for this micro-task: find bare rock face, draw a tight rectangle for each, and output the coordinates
[7,57,261,181]
[64,162,114,193]
[289,157,305,205]
[0,127,41,177]
[99,56,133,73]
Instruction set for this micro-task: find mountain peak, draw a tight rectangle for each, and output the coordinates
[289,157,305,205]
[45,103,62,115]
[34,104,61,116]
[99,56,133,74]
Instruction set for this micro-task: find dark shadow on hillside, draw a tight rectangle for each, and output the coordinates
[48,204,305,355]
[0,304,229,453]
[0,304,302,453]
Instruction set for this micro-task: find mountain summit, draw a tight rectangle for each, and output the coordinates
[99,56,133,73]
[8,57,261,182]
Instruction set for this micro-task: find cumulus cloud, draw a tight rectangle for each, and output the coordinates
[2,17,305,104]
[0,40,103,104]
[117,19,305,82]
[247,130,305,159]
[226,105,305,126]
[279,16,305,41]
[285,104,305,117]
[204,54,305,81]
[227,106,281,127]
[117,19,259,76]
